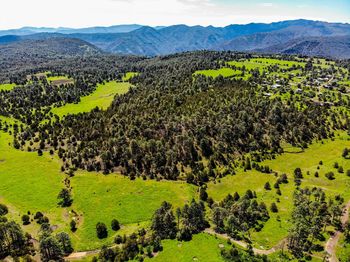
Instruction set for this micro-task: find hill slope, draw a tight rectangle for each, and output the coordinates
[256,35,350,59]
[1,20,350,58]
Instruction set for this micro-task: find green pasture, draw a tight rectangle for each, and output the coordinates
[123,72,139,81]
[208,132,350,249]
[0,83,16,91]
[147,233,227,262]
[70,172,196,250]
[51,81,130,118]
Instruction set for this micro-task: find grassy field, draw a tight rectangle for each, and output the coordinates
[47,75,71,82]
[194,68,242,78]
[51,81,130,118]
[336,235,350,261]
[0,128,196,251]
[250,58,305,68]
[208,132,350,249]
[70,172,196,250]
[0,131,67,237]
[147,233,227,262]
[0,83,16,91]
[123,72,139,81]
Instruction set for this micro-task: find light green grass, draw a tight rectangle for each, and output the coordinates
[70,172,196,250]
[336,235,350,262]
[194,68,242,78]
[51,81,130,118]
[0,128,196,251]
[0,131,67,238]
[147,233,227,262]
[250,58,305,68]
[123,72,139,81]
[208,132,350,249]
[0,83,16,91]
[47,75,70,82]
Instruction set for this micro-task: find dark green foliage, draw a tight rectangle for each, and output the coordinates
[0,220,30,259]
[270,203,278,213]
[57,188,73,207]
[287,187,342,258]
[212,192,269,238]
[56,232,73,255]
[221,246,269,262]
[96,222,108,239]
[325,171,335,180]
[264,182,271,190]
[199,187,208,201]
[111,219,120,231]
[21,215,30,225]
[151,201,177,239]
[22,52,335,182]
[0,204,8,216]
[70,220,77,232]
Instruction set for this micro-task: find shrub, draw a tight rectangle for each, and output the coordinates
[270,203,278,213]
[22,214,30,225]
[111,219,120,231]
[325,172,335,180]
[70,220,77,232]
[0,203,8,216]
[96,222,108,239]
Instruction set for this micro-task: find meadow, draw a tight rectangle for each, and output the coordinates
[70,172,195,250]
[0,83,16,91]
[208,132,350,250]
[51,81,130,118]
[0,129,196,251]
[146,233,228,262]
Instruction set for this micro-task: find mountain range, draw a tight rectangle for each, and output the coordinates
[1,20,350,59]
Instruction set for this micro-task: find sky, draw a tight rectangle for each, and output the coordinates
[0,0,349,30]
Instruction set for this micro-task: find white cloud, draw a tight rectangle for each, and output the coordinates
[260,3,273,7]
[0,0,348,30]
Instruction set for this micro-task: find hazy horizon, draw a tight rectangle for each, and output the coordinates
[1,0,349,30]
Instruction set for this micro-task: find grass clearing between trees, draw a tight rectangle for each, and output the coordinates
[122,72,139,81]
[51,81,130,118]
[0,83,16,91]
[70,172,196,250]
[208,132,350,250]
[0,129,196,251]
[147,233,227,262]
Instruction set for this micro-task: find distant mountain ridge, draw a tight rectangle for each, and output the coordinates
[1,20,350,58]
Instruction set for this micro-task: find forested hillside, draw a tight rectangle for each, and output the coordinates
[0,49,350,261]
[1,19,350,58]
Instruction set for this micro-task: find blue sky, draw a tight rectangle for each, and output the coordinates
[0,0,349,29]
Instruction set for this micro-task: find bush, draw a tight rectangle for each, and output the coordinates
[96,222,108,239]
[270,203,278,213]
[70,220,77,232]
[325,172,335,180]
[114,235,123,244]
[0,203,8,216]
[264,182,271,190]
[22,214,30,225]
[338,166,344,173]
[347,170,350,177]
[111,219,120,231]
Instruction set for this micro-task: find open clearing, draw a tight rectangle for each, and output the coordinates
[0,83,16,91]
[70,172,195,250]
[0,127,196,251]
[146,233,228,262]
[208,132,350,249]
[51,81,130,117]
